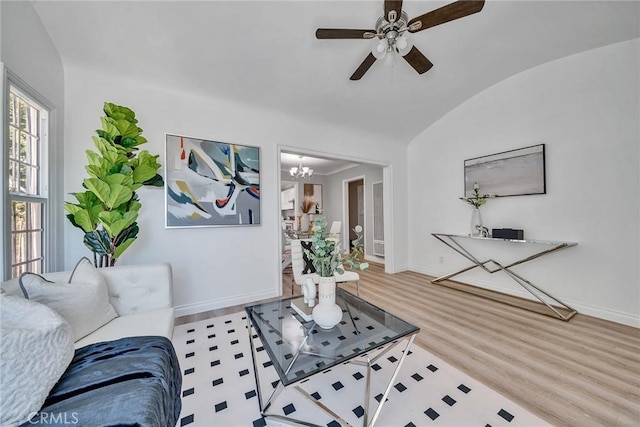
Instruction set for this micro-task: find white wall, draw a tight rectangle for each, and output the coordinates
[63,65,409,316]
[1,1,66,275]
[408,39,639,326]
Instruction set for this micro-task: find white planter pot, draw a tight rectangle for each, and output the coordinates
[312,276,342,329]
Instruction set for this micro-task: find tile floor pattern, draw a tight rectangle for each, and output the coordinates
[173,310,550,427]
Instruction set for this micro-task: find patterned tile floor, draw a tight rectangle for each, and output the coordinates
[173,310,550,427]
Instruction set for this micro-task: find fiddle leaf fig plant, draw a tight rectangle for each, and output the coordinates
[64,102,163,267]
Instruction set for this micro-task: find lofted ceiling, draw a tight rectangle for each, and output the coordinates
[33,1,639,145]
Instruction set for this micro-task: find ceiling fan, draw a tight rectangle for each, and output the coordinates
[316,0,485,80]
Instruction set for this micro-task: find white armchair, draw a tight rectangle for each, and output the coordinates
[290,239,360,296]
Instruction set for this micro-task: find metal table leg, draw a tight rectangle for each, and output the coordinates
[431,233,577,321]
[248,321,418,427]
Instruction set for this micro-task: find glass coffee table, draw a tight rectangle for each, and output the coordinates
[245,289,420,427]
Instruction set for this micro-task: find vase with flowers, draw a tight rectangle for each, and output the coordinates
[304,216,368,329]
[459,182,494,236]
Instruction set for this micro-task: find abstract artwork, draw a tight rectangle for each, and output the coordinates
[464,144,545,197]
[165,134,260,227]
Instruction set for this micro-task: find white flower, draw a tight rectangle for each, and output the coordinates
[354,225,363,233]
[473,182,480,190]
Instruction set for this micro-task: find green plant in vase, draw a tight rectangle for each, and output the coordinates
[306,217,369,276]
[459,182,493,208]
[459,182,494,236]
[64,102,164,267]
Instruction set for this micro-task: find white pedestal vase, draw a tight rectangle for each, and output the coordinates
[312,276,342,329]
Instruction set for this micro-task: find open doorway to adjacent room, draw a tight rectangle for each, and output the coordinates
[346,178,365,250]
[278,148,389,291]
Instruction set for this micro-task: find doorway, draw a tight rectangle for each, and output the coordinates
[347,178,364,250]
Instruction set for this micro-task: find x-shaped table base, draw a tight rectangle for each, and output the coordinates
[431,233,578,321]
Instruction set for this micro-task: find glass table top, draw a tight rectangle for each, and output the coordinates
[245,288,419,387]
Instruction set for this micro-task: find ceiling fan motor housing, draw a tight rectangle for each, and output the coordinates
[375,11,409,52]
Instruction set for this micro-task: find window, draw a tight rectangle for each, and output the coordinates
[7,86,49,278]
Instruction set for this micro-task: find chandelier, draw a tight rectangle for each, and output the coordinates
[290,156,313,180]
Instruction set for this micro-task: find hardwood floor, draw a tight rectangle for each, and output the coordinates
[177,262,640,427]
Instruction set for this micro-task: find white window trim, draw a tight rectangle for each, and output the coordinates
[2,67,57,280]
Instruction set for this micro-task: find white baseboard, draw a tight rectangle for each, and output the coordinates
[174,289,278,318]
[410,265,640,328]
[364,254,385,265]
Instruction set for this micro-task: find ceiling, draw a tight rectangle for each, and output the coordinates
[281,152,359,176]
[33,1,639,145]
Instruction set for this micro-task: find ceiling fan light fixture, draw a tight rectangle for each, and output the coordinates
[316,1,485,79]
[397,35,414,56]
[396,35,408,50]
[371,39,388,59]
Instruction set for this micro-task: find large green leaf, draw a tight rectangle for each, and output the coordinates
[114,119,141,138]
[112,223,139,259]
[104,103,137,124]
[143,173,164,187]
[114,237,136,259]
[100,117,120,138]
[120,136,139,148]
[105,183,133,209]
[102,149,121,165]
[85,150,102,166]
[71,209,95,233]
[95,129,114,143]
[86,164,108,180]
[83,178,110,204]
[83,229,111,255]
[133,164,157,184]
[104,173,129,186]
[98,210,138,237]
[83,178,132,209]
[71,191,100,208]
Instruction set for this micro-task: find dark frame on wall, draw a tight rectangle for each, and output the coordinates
[464,144,546,197]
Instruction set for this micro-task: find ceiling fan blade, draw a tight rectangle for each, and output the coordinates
[350,53,377,80]
[384,0,403,22]
[316,28,376,39]
[408,0,485,33]
[402,46,434,74]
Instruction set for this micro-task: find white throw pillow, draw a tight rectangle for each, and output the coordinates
[18,257,118,341]
[0,293,75,426]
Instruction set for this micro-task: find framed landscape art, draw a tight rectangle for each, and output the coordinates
[464,144,546,197]
[165,134,260,227]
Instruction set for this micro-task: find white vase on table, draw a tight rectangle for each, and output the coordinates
[470,207,482,236]
[312,276,342,329]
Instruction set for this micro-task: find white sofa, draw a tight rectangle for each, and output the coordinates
[1,262,175,348]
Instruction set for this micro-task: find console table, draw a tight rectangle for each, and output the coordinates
[431,233,578,321]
